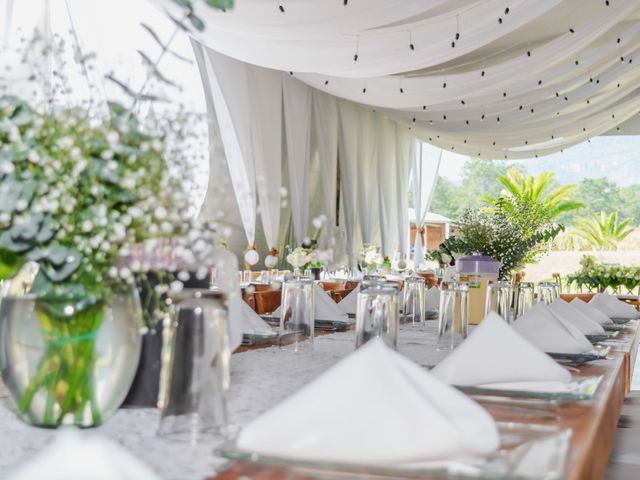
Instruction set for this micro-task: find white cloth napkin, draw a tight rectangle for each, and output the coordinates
[237,339,499,465]
[337,285,359,315]
[425,286,440,311]
[7,432,160,480]
[512,303,593,354]
[570,298,614,325]
[432,313,571,386]
[548,299,605,335]
[589,293,640,319]
[241,301,274,335]
[273,285,349,321]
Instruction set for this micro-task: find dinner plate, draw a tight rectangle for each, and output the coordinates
[547,346,610,364]
[260,315,354,332]
[603,324,625,332]
[241,332,278,346]
[456,376,603,404]
[215,422,571,479]
[611,317,633,325]
[586,331,619,344]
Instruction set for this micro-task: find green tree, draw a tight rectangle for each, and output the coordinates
[573,211,634,250]
[430,176,461,219]
[560,178,622,225]
[484,168,583,221]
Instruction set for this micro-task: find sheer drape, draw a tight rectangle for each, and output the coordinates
[283,75,313,245]
[411,141,442,268]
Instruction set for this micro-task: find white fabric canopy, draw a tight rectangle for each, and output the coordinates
[155,0,640,159]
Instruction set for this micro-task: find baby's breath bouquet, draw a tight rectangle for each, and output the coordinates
[0,96,203,426]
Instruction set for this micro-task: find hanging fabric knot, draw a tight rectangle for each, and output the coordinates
[269,247,279,256]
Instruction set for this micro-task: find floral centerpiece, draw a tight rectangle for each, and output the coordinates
[0,96,203,427]
[359,245,383,274]
[428,197,563,280]
[286,247,321,269]
[567,255,640,294]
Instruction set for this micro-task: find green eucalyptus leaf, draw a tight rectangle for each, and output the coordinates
[45,242,79,267]
[107,101,128,118]
[205,0,233,9]
[0,230,32,252]
[42,255,81,282]
[31,272,99,318]
[187,12,205,31]
[34,216,56,244]
[171,0,193,10]
[10,103,33,126]
[0,178,23,212]
[0,248,24,280]
[10,212,44,242]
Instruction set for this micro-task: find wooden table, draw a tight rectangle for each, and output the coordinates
[216,326,639,480]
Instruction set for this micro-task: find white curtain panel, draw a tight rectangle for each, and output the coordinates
[411,141,442,268]
[376,117,399,258]
[312,91,339,226]
[200,47,257,248]
[356,108,380,246]
[395,128,412,261]
[248,68,283,252]
[156,0,640,159]
[283,74,312,246]
[336,100,360,264]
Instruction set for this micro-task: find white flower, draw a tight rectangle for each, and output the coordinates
[108,266,118,278]
[0,162,14,174]
[119,267,132,279]
[106,131,120,145]
[81,220,93,232]
[170,280,183,293]
[15,199,28,211]
[154,206,167,220]
[122,177,135,189]
[101,150,114,160]
[28,150,40,163]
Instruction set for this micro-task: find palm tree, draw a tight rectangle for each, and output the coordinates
[484,168,584,220]
[573,211,635,250]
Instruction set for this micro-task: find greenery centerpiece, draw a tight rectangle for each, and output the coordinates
[567,255,640,294]
[0,95,197,427]
[429,196,563,280]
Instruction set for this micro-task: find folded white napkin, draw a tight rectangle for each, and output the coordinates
[273,285,349,321]
[7,432,160,480]
[425,286,440,311]
[241,301,274,335]
[432,313,571,386]
[337,285,359,315]
[512,303,593,354]
[548,299,605,335]
[589,293,640,319]
[570,298,612,325]
[237,339,499,465]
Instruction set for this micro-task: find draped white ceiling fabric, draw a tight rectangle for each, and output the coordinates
[154,0,640,159]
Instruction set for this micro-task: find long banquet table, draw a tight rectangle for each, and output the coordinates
[0,322,637,480]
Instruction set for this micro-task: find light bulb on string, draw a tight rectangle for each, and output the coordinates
[409,31,415,51]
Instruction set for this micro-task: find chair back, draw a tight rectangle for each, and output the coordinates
[254,290,282,315]
[331,289,351,303]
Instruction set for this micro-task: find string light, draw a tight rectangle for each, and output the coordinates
[278,4,285,13]
[353,36,359,61]
[409,31,415,51]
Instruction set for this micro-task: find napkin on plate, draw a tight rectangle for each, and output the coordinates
[425,286,440,311]
[548,299,605,335]
[7,432,160,480]
[589,293,640,319]
[241,300,274,335]
[337,285,359,315]
[512,303,593,354]
[432,312,571,386]
[273,285,349,321]
[570,298,612,325]
[237,339,499,465]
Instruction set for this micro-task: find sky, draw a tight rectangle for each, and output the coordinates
[439,136,640,186]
